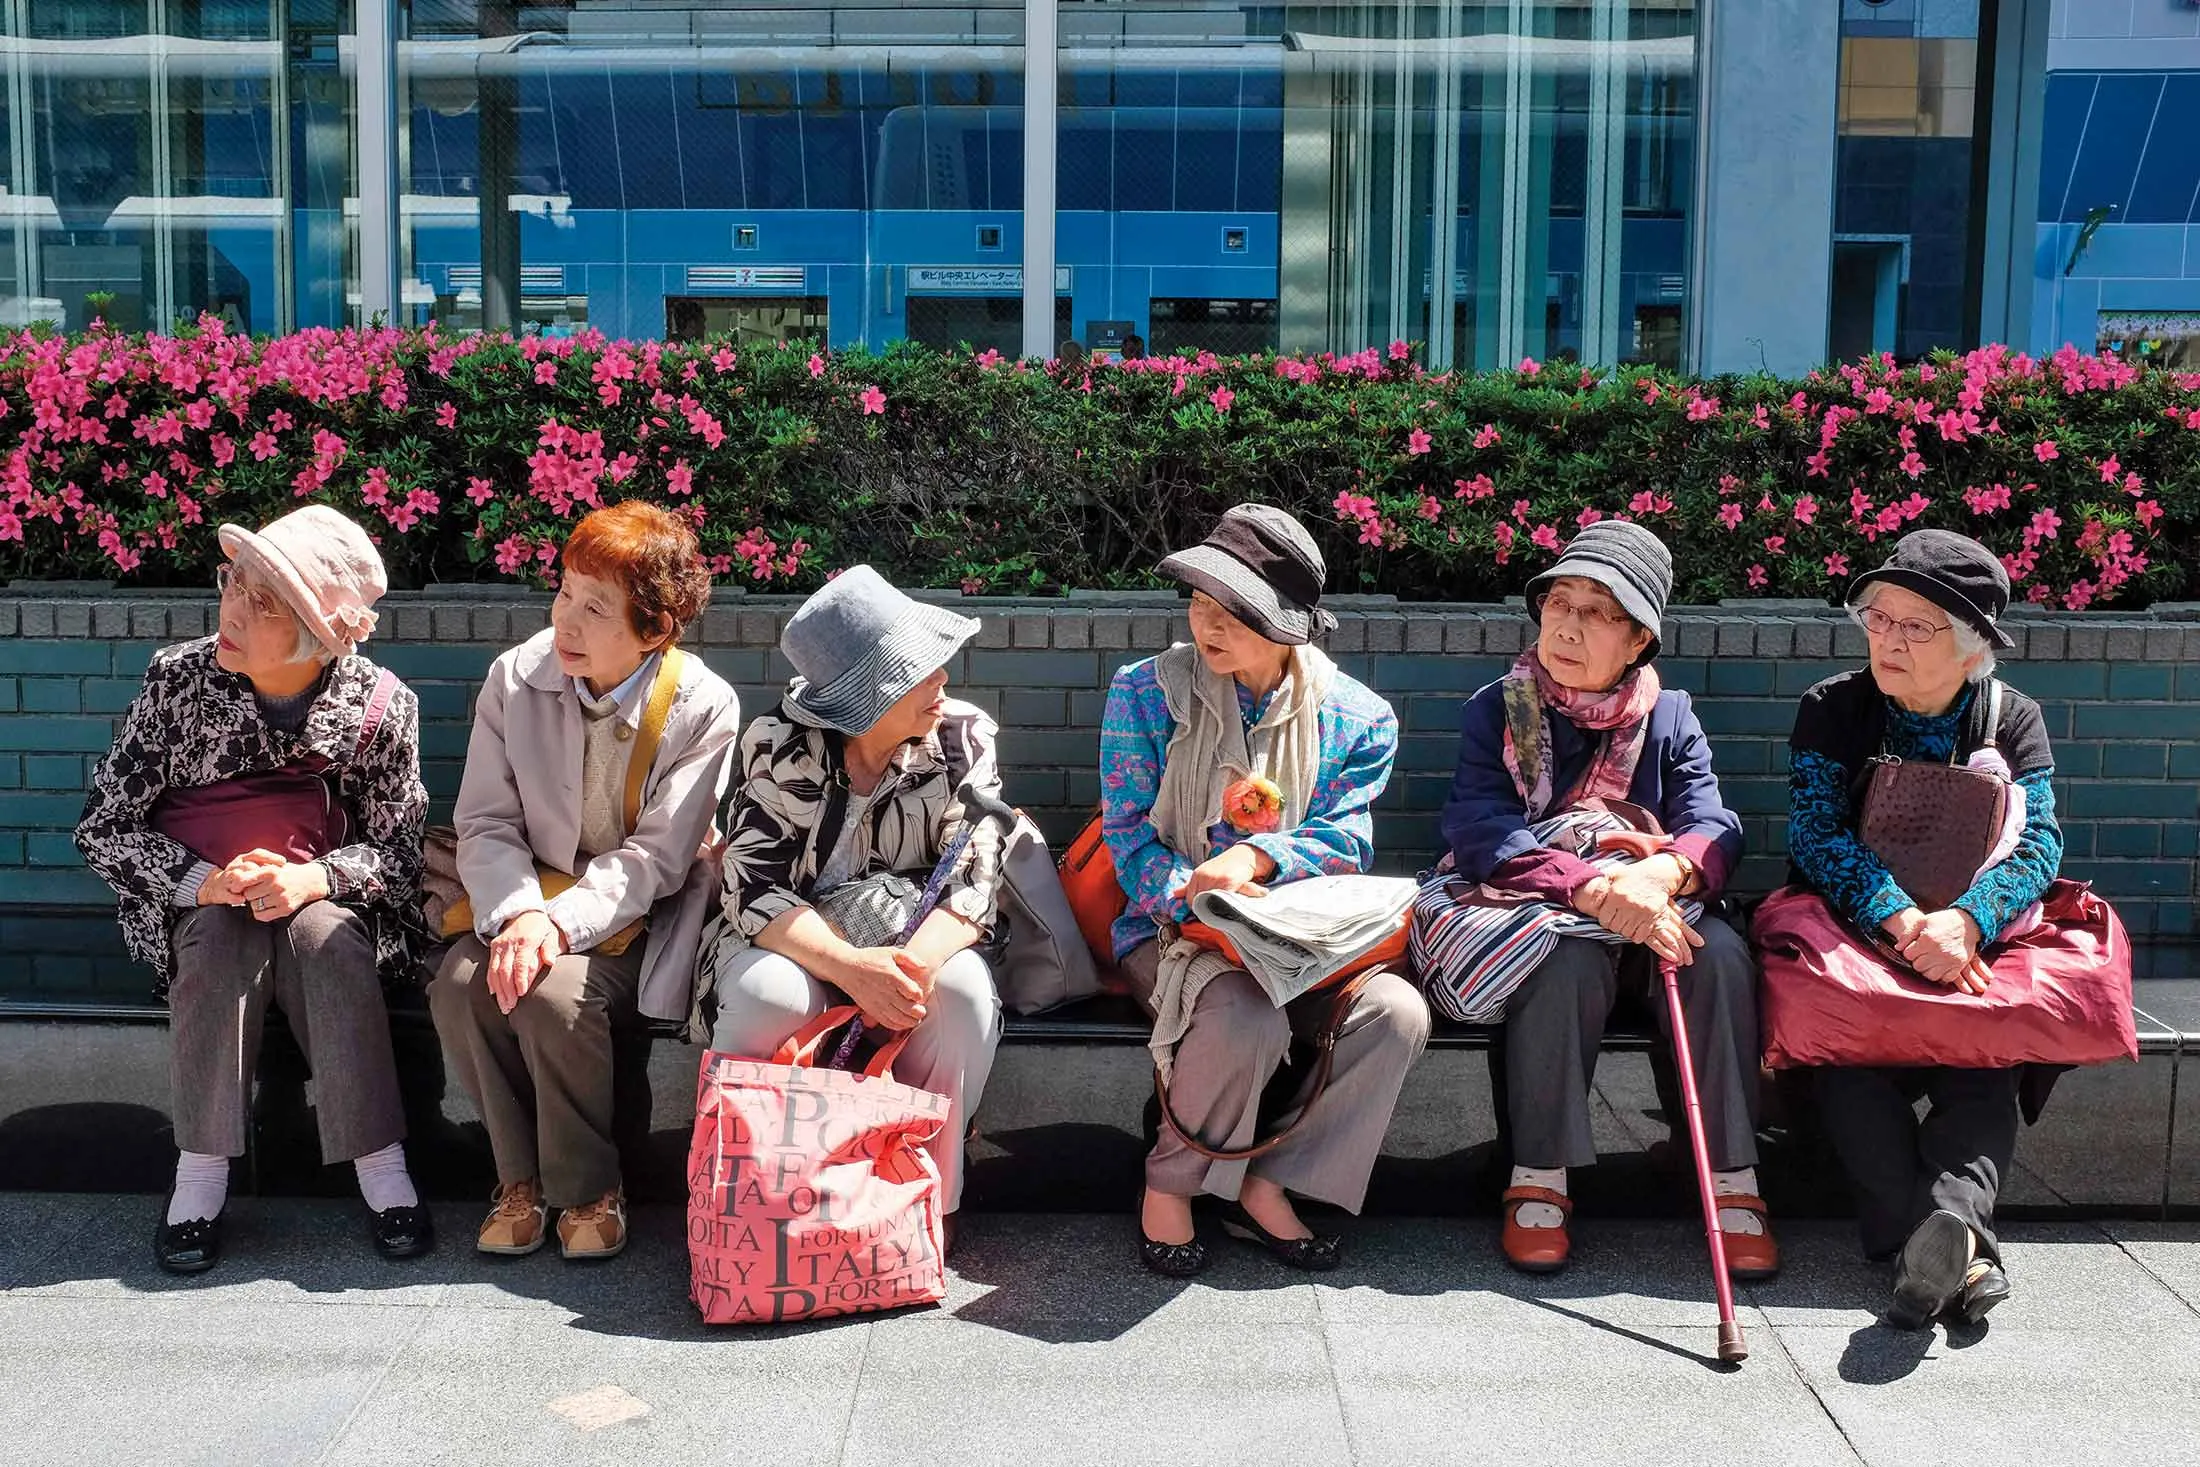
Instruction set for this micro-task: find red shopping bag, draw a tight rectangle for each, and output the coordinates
[687,1006,950,1325]
[1754,880,2138,1071]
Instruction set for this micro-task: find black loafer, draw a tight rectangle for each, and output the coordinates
[370,1204,435,1261]
[156,1213,223,1275]
[1958,1261,2011,1324]
[1139,1229,1211,1278]
[1221,1202,1341,1273]
[1887,1209,1971,1330]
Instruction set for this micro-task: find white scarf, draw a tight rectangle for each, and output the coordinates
[1145,641,1336,1082]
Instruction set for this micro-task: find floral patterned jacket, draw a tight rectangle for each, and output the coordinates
[74,638,429,998]
[716,697,1007,951]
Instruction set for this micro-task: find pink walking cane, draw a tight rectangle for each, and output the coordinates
[1659,955,1748,1363]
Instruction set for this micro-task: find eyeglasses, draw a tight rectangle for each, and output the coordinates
[1851,604,1950,646]
[1535,591,1634,632]
[215,564,289,622]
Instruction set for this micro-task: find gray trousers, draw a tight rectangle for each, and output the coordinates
[1816,1064,2021,1265]
[167,901,404,1163]
[1504,915,1760,1172]
[708,944,1002,1213]
[428,934,644,1208]
[1121,942,1432,1212]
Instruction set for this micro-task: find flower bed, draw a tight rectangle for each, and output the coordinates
[2,321,2196,610]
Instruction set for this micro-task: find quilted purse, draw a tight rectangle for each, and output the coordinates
[1856,679,2010,913]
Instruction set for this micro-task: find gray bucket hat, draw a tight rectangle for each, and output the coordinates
[780,566,981,735]
[1526,519,1674,662]
[1157,503,1338,646]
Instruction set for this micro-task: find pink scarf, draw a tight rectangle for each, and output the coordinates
[1500,650,1662,821]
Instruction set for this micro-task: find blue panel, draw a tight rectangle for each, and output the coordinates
[1239,114,1282,213]
[2037,72,2098,218]
[744,109,808,211]
[1058,112,1115,211]
[1177,71,1241,108]
[2125,73,2200,224]
[987,112,1024,210]
[803,109,869,210]
[1114,118,1174,210]
[1175,128,1238,212]
[610,72,684,210]
[1115,72,1176,108]
[545,72,622,209]
[680,92,745,209]
[2063,72,2163,222]
[1241,70,1284,109]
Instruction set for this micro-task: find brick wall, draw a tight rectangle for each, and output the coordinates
[5,590,2196,1005]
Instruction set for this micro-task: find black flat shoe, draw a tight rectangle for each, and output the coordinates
[1221,1202,1341,1273]
[370,1204,435,1260]
[1137,1190,1210,1278]
[1887,1209,1971,1330]
[156,1213,223,1275]
[1957,1260,2011,1324]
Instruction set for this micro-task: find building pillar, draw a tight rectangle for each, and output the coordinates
[1687,0,1840,376]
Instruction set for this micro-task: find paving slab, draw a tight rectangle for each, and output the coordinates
[2100,1220,2200,1314]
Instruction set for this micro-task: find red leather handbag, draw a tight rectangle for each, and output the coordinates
[148,671,397,866]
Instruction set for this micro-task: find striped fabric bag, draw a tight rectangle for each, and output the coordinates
[1409,807,1705,1025]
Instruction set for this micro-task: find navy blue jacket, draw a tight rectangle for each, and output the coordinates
[1440,681,1745,899]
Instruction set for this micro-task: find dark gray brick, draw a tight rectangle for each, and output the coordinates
[393,605,432,641]
[2065,623,2107,660]
[2095,824,2162,859]
[2105,625,2147,662]
[20,604,55,637]
[470,607,511,644]
[1328,618,1367,653]
[1442,618,1484,654]
[0,603,15,637]
[1131,615,1172,649]
[1483,620,1525,655]
[1705,661,1775,697]
[2026,624,2066,660]
[1092,612,1133,650]
[1000,690,1066,728]
[432,607,471,642]
[1753,619,1795,661]
[1363,614,1406,653]
[973,615,1012,649]
[1011,613,1050,649]
[2145,626,2183,662]
[169,603,208,638]
[965,651,1101,688]
[700,607,739,645]
[1832,622,1867,658]
[736,610,779,647]
[1053,613,1092,650]
[92,604,129,639]
[510,605,549,637]
[126,605,163,640]
[54,604,91,638]
[1405,617,1445,653]
[1675,621,1716,658]
[1714,621,1754,657]
[1793,621,1832,658]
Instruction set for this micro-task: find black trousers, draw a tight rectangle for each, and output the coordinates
[1816,1064,2021,1264]
[1502,915,1761,1173]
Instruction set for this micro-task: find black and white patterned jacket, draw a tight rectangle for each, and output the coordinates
[716,697,1007,949]
[74,637,429,998]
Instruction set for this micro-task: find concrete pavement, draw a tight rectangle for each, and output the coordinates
[4,1195,2199,1465]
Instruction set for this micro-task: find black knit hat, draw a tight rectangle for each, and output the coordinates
[1526,520,1673,661]
[1847,528,2016,651]
[1158,503,1338,646]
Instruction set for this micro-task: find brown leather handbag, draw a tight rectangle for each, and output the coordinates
[1857,679,2010,912]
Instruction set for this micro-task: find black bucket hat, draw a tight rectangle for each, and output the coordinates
[1158,503,1338,646]
[1847,529,2016,651]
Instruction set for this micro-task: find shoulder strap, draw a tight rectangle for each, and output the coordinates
[353,668,398,760]
[621,647,687,834]
[1982,679,2004,751]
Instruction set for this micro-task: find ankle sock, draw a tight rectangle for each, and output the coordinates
[168,1151,229,1225]
[1713,1167,1765,1236]
[354,1142,419,1213]
[1509,1165,1568,1229]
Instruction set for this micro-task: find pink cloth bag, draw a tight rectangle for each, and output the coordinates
[687,1006,949,1325]
[1754,880,2138,1071]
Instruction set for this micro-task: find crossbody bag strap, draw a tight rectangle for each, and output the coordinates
[620,647,687,835]
[1153,968,1378,1163]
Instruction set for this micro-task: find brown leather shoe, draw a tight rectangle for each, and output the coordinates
[1500,1185,1573,1273]
[557,1188,628,1261]
[1716,1193,1781,1281]
[476,1179,547,1256]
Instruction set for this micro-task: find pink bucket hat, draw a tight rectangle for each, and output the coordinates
[216,505,388,657]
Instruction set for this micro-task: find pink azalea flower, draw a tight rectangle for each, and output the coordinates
[1517,357,1540,377]
[1746,564,1768,589]
[435,401,458,429]
[466,476,495,506]
[2029,507,2063,540]
[2034,439,2058,462]
[2099,454,2122,483]
[1210,385,1235,413]
[1453,474,1494,501]
[667,461,695,496]
[808,354,826,379]
[534,360,558,385]
[1473,423,1501,450]
[1824,553,1850,578]
[1418,494,1442,522]
[1406,428,1432,455]
[2136,499,2163,530]
[713,347,737,373]
[1576,507,1604,528]
[1332,490,1375,520]
[1763,535,1787,556]
[858,385,886,415]
[1388,339,1411,362]
[1898,451,1926,478]
[1717,502,1744,530]
[1530,523,1561,552]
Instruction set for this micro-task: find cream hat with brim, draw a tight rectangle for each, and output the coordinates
[216,504,389,657]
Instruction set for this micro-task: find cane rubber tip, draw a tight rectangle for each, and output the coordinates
[1717,1321,1749,1362]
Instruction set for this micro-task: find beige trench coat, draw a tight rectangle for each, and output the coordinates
[454,628,742,1021]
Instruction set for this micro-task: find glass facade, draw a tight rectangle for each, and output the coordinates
[0,0,355,334]
[0,2,1702,365]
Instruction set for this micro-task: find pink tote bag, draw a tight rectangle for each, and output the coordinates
[687,1005,950,1325]
[1754,880,2137,1071]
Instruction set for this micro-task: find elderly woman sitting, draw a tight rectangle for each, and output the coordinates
[76,506,431,1273]
[1420,521,1770,1279]
[1785,530,2062,1328]
[706,567,1007,1249]
[430,501,741,1262]
[1103,504,1428,1278]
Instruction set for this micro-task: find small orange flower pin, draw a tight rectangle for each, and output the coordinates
[1221,775,1285,835]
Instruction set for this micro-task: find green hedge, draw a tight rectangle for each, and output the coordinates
[3,321,2197,610]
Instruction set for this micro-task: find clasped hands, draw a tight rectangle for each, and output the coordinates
[1573,851,1703,968]
[1880,906,1992,995]
[195,847,329,923]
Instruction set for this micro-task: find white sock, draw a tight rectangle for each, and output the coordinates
[168,1151,229,1225]
[1714,1167,1765,1236]
[354,1143,419,1213]
[1509,1165,1568,1228]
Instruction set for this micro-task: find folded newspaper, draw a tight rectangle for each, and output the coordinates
[1188,874,1419,1007]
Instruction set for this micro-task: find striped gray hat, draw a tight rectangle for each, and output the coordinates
[781,566,981,735]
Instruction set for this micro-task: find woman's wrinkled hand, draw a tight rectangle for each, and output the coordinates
[487,909,567,1014]
[1577,872,1704,967]
[1174,844,1276,906]
[230,851,331,924]
[1899,908,1990,995]
[836,947,929,1031]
